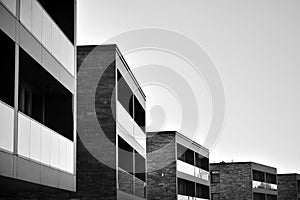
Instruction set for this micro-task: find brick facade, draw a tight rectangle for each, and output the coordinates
[147,132,177,200]
[278,174,299,200]
[210,163,253,200]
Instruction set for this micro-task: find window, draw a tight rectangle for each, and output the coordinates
[211,170,220,183]
[254,193,265,200]
[266,194,277,200]
[266,173,277,184]
[19,48,74,140]
[212,193,220,200]
[196,183,209,199]
[178,178,195,197]
[134,150,146,182]
[117,70,133,117]
[0,30,15,107]
[134,96,145,132]
[118,136,133,174]
[37,0,74,43]
[253,170,265,182]
[195,152,209,171]
[297,180,300,194]
[177,144,194,165]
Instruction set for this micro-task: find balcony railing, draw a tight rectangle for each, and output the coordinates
[178,194,209,200]
[18,112,74,174]
[0,101,14,152]
[177,160,209,181]
[0,0,16,15]
[118,167,146,199]
[20,0,74,76]
[252,180,277,191]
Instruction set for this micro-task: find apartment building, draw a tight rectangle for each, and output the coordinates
[210,162,278,200]
[76,44,146,199]
[0,0,76,197]
[147,131,210,200]
[278,173,300,200]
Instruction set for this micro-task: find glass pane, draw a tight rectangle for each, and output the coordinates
[51,23,60,61]
[1,0,17,15]
[50,131,59,169]
[0,102,14,152]
[20,0,32,30]
[41,10,52,52]
[117,101,134,137]
[18,113,31,157]
[29,119,41,162]
[177,160,195,176]
[40,126,51,165]
[58,135,67,171]
[31,0,42,40]
[66,139,74,173]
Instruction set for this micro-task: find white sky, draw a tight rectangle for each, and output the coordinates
[77,0,300,174]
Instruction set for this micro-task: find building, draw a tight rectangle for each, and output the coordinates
[147,131,210,200]
[76,44,147,199]
[0,0,77,197]
[277,173,300,200]
[210,162,278,200]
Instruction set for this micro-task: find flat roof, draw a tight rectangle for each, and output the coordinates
[147,131,209,152]
[210,161,277,171]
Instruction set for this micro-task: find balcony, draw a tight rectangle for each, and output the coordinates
[20,0,74,75]
[177,160,209,181]
[118,167,146,199]
[253,180,277,191]
[178,194,209,200]
[0,101,14,152]
[17,112,74,173]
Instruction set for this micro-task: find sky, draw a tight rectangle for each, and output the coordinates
[77,0,300,174]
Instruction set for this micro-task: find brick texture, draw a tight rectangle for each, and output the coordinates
[278,174,298,200]
[147,132,177,200]
[210,163,253,200]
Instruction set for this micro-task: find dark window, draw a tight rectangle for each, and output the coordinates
[211,170,220,183]
[0,30,15,107]
[254,193,265,200]
[212,193,220,200]
[266,194,277,200]
[19,48,74,140]
[297,180,300,194]
[134,96,145,132]
[266,173,277,184]
[195,152,209,171]
[37,0,74,43]
[178,178,195,197]
[196,183,209,199]
[117,70,133,117]
[177,144,194,165]
[253,170,265,182]
[134,150,146,182]
[118,136,133,174]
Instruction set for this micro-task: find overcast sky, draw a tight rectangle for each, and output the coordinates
[77,0,300,174]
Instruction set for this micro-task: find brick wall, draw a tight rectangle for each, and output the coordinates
[278,174,298,200]
[147,132,177,200]
[210,163,253,200]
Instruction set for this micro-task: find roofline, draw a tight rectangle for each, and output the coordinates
[278,173,300,176]
[77,44,146,100]
[146,131,209,152]
[210,161,277,170]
